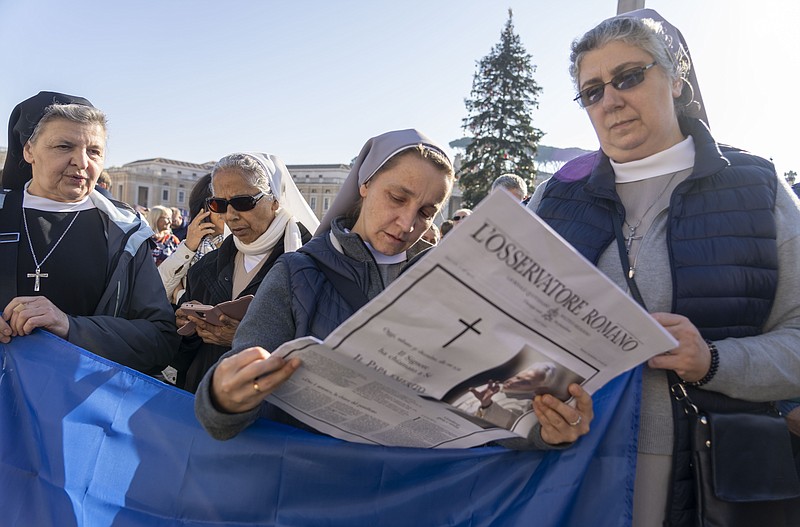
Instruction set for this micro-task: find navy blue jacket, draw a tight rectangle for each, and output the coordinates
[536,118,779,526]
[537,118,777,340]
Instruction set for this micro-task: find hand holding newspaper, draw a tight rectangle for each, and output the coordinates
[268,191,677,448]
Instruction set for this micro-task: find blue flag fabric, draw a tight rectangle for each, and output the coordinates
[0,331,640,526]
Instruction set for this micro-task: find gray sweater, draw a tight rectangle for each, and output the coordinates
[528,173,800,455]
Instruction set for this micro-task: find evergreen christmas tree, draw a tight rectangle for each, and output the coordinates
[460,9,544,207]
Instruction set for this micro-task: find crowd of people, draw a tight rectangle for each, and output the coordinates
[1,8,798,526]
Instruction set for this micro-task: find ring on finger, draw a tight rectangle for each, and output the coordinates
[13,303,26,313]
[568,415,582,427]
[253,380,261,393]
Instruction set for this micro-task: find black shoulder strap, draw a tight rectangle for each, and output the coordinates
[611,208,648,310]
[0,190,22,304]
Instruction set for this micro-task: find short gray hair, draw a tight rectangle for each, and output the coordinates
[28,103,108,145]
[211,153,273,198]
[569,16,692,115]
[491,173,527,196]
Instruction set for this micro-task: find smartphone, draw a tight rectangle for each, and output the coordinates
[177,295,254,336]
[200,202,214,225]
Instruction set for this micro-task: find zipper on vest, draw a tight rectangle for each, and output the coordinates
[114,281,121,317]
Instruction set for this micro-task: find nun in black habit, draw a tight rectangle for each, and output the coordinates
[0,91,179,374]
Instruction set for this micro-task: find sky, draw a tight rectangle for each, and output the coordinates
[1,0,798,178]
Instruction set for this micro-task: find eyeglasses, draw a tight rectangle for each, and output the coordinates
[205,192,265,213]
[573,62,657,108]
[452,215,466,221]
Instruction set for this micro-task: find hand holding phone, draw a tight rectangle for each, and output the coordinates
[185,210,218,252]
[177,295,254,336]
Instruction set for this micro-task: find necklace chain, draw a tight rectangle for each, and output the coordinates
[22,208,82,291]
[623,170,680,253]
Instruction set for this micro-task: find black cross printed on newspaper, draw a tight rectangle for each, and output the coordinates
[443,318,482,348]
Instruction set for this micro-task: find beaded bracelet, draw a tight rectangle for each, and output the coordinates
[685,339,719,387]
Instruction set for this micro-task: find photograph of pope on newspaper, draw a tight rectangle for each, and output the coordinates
[445,344,585,432]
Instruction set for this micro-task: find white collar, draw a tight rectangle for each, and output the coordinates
[611,136,695,183]
[338,228,407,264]
[364,241,407,265]
[22,182,96,212]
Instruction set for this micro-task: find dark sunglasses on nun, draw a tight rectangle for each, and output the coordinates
[205,192,265,213]
[573,62,656,108]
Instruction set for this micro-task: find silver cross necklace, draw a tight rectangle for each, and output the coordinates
[623,170,680,254]
[22,208,82,292]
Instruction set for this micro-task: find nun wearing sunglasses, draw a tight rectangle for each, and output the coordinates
[529,9,800,526]
[172,152,318,393]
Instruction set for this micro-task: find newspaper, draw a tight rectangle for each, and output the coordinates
[268,190,678,448]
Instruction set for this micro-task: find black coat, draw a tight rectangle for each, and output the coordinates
[174,224,311,392]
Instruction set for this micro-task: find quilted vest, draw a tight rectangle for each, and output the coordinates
[537,119,778,339]
[281,234,367,341]
[536,119,779,526]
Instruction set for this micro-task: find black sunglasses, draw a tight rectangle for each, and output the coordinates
[573,62,656,108]
[205,192,265,213]
[452,215,466,221]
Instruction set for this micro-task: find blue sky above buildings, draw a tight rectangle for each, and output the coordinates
[1,0,797,176]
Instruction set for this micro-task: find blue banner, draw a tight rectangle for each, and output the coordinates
[0,331,639,526]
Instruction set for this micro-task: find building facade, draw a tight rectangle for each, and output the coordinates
[105,157,355,220]
[287,164,351,220]
[107,158,215,211]
[103,155,472,224]
[3,144,578,219]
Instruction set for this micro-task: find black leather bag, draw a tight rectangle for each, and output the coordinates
[613,214,800,525]
[675,383,800,527]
